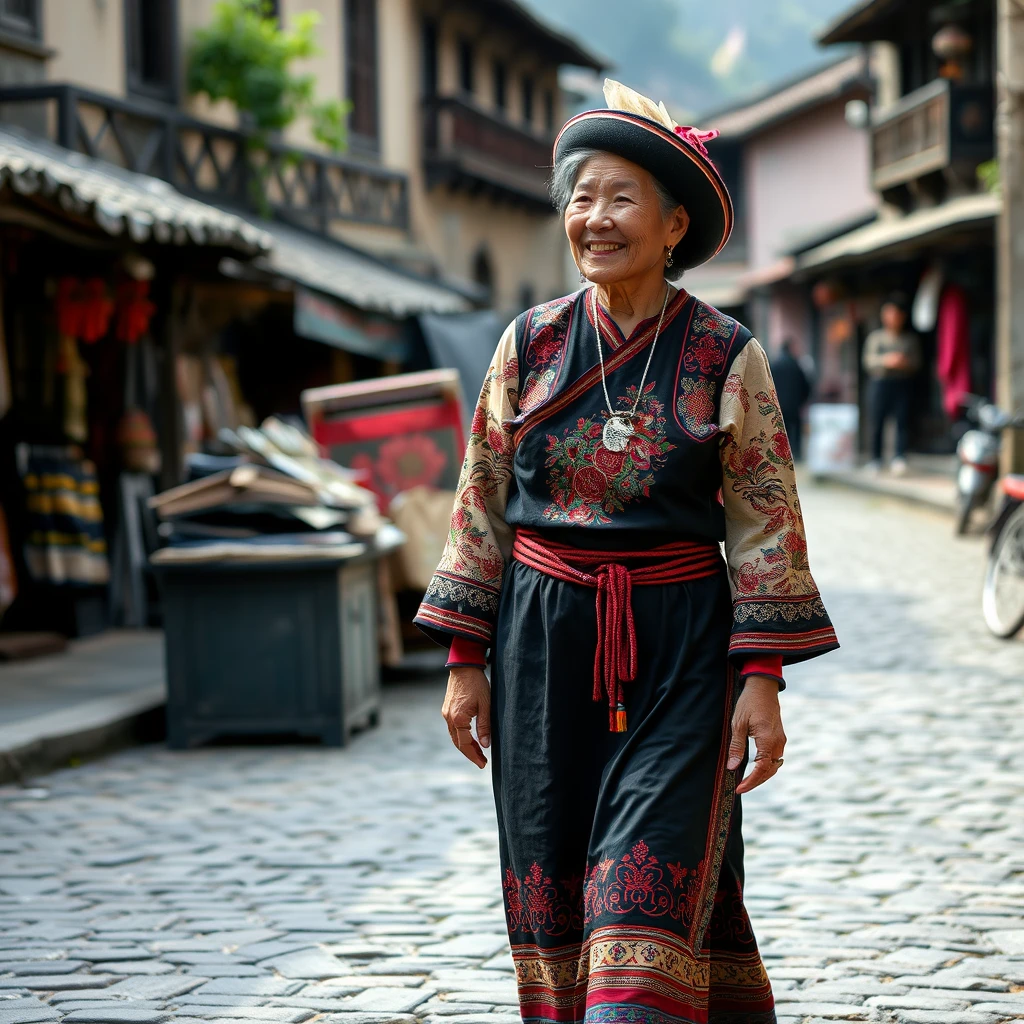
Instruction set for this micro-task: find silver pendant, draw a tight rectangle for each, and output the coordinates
[602,415,634,452]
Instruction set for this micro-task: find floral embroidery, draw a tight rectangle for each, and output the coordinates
[583,840,699,926]
[683,334,727,375]
[436,354,519,587]
[690,304,736,342]
[504,863,583,937]
[503,843,703,939]
[722,388,816,597]
[520,299,572,414]
[723,371,749,414]
[542,384,675,525]
[676,377,718,440]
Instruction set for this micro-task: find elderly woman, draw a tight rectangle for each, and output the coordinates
[415,80,837,1024]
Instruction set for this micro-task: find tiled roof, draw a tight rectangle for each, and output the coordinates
[0,128,271,254]
[252,220,472,317]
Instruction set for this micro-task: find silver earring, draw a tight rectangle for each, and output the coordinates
[579,269,587,282]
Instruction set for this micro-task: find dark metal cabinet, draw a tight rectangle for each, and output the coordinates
[158,556,381,749]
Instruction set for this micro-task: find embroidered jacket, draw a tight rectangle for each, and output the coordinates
[414,288,838,666]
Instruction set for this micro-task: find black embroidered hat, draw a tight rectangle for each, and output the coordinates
[553,79,734,272]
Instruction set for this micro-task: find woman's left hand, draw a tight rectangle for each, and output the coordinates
[727,675,787,795]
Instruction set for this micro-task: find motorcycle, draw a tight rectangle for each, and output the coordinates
[982,473,1024,638]
[954,397,1024,535]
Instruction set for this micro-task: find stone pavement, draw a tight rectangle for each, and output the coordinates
[1,481,1023,1024]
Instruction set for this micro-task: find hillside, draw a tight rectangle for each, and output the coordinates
[522,0,856,116]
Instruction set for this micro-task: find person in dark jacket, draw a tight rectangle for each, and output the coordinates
[863,292,921,475]
[772,338,812,461]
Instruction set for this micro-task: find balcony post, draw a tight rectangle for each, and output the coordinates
[996,0,1024,471]
[55,84,76,151]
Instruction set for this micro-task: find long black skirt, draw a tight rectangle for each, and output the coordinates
[491,556,776,1024]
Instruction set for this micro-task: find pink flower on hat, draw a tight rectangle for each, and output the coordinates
[673,125,720,159]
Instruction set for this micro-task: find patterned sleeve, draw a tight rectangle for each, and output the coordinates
[413,321,519,648]
[719,339,839,665]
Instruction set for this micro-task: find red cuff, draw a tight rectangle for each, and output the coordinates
[447,636,488,668]
[740,655,783,679]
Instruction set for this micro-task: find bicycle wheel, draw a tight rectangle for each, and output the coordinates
[983,503,1024,638]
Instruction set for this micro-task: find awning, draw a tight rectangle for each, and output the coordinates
[419,309,504,426]
[0,128,271,254]
[682,260,749,309]
[687,281,748,309]
[294,286,412,361]
[796,192,1000,273]
[251,219,472,317]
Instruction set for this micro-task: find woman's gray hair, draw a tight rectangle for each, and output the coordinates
[548,147,686,281]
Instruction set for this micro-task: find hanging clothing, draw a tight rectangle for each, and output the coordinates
[19,445,109,586]
[935,285,972,421]
[416,288,837,1024]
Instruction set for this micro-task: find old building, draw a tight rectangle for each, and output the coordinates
[0,0,602,317]
[0,0,601,644]
[791,0,997,453]
[684,54,876,360]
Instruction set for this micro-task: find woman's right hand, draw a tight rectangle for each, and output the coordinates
[442,666,491,769]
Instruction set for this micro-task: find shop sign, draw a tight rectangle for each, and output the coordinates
[294,287,409,362]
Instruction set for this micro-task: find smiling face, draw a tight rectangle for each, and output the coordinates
[564,152,689,288]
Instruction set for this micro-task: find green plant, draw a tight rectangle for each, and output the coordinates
[187,0,350,151]
[977,158,1000,194]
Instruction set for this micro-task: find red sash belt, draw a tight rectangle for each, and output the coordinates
[512,529,723,733]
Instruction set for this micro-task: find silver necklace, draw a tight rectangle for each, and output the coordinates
[592,285,671,453]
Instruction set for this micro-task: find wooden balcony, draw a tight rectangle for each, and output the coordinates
[871,78,993,201]
[422,95,553,211]
[0,83,409,233]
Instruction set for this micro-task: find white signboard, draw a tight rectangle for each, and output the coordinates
[807,403,859,476]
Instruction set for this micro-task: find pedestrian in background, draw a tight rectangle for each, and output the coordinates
[863,292,920,475]
[416,78,838,1024]
[772,338,812,461]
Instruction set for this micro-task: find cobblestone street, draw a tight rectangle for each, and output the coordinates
[1,482,1022,1024]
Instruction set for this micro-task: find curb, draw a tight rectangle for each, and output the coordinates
[814,473,956,515]
[0,686,166,785]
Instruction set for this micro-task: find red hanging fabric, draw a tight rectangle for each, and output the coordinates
[115,279,157,344]
[55,277,114,342]
[935,284,972,420]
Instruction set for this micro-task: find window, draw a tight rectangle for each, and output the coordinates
[421,19,438,97]
[493,60,507,112]
[543,89,555,133]
[458,37,474,95]
[521,77,534,127]
[125,0,178,103]
[0,0,40,39]
[473,247,494,304]
[346,0,379,150]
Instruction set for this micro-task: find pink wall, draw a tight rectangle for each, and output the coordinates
[745,99,876,274]
[766,285,812,357]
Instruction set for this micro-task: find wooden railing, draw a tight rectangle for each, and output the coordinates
[422,95,553,209]
[872,78,993,195]
[0,83,410,232]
